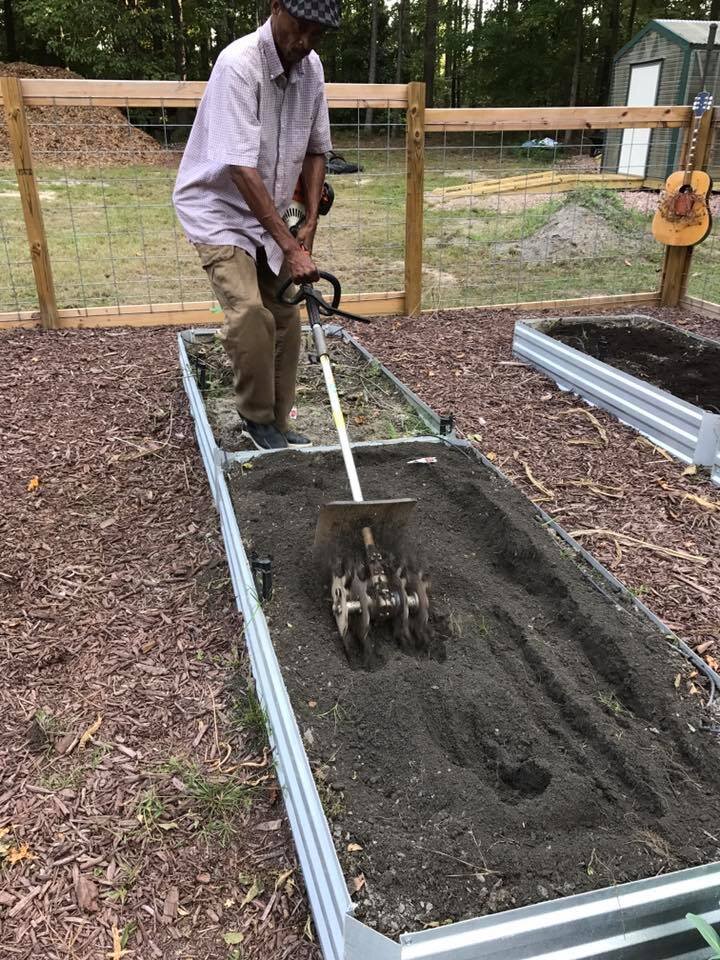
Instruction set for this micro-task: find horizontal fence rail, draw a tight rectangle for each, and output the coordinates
[0,80,410,109]
[0,78,718,329]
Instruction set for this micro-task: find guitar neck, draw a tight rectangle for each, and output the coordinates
[683,117,701,185]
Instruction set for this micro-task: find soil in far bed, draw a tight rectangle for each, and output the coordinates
[544,315,720,412]
[185,332,430,452]
[227,441,720,938]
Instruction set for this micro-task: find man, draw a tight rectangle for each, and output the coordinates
[173,0,340,450]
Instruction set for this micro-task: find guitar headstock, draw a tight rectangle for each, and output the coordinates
[693,91,714,117]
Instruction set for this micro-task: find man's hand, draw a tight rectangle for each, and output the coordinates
[295,217,318,254]
[286,243,319,284]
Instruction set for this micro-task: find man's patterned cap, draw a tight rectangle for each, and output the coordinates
[284,0,341,29]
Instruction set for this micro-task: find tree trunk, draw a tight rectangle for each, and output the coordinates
[626,0,638,41]
[564,0,583,142]
[364,0,379,131]
[424,0,440,107]
[200,33,210,77]
[3,0,17,61]
[597,0,621,103]
[444,0,454,107]
[170,0,187,80]
[470,0,483,103]
[395,0,406,83]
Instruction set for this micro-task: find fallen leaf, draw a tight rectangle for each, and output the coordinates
[274,868,294,892]
[8,844,34,865]
[79,715,103,749]
[257,819,282,832]
[223,932,245,945]
[486,451,497,462]
[624,259,633,267]
[468,433,483,443]
[108,924,126,960]
[55,733,76,755]
[308,700,317,709]
[347,843,363,853]
[351,873,366,893]
[681,464,698,477]
[706,655,719,672]
[674,673,681,689]
[240,879,264,908]
[99,515,118,530]
[163,886,179,920]
[27,476,40,493]
[75,873,99,913]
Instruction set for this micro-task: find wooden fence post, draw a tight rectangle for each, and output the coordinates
[1,77,59,329]
[659,106,716,307]
[404,81,425,316]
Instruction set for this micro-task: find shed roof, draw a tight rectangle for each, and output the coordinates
[652,19,720,46]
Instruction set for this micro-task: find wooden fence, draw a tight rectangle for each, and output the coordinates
[0,78,717,330]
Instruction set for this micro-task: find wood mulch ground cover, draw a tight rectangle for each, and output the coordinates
[1,327,319,960]
[354,305,720,672]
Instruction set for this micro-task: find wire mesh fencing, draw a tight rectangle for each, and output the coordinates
[0,92,410,323]
[686,119,720,305]
[421,125,681,310]
[1,83,718,324]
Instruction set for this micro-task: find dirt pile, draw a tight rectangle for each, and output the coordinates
[0,62,166,167]
[493,202,645,261]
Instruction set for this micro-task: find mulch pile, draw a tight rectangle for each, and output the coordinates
[0,327,319,959]
[0,63,166,167]
[354,306,720,665]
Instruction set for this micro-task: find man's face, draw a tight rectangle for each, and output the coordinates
[270,1,327,66]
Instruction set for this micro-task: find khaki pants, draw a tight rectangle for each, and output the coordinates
[195,244,301,431]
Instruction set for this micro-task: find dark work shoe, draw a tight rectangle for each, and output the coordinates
[243,420,289,451]
[282,429,312,448]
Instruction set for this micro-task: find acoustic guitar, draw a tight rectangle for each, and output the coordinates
[652,91,714,247]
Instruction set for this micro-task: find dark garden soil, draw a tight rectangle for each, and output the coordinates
[227,440,720,938]
[186,332,429,452]
[543,315,720,412]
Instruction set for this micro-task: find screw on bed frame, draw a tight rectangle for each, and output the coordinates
[195,352,208,393]
[250,553,274,602]
[439,414,455,436]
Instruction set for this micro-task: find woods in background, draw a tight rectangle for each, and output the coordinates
[2,0,720,105]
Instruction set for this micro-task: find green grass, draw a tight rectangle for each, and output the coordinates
[2,139,718,316]
[232,684,269,748]
[163,757,257,843]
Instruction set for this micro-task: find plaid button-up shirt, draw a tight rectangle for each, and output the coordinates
[173,18,332,274]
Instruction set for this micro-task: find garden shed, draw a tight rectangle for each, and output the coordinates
[604,19,720,180]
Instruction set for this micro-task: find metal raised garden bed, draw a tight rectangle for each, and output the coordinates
[512,315,720,488]
[179,329,720,960]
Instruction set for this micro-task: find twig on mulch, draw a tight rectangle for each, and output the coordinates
[568,529,708,564]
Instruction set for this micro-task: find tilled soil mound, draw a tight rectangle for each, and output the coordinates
[0,62,166,166]
[493,203,644,261]
[228,441,720,937]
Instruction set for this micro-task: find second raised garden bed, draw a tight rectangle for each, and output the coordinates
[513,314,720,484]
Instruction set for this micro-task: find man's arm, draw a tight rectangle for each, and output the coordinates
[295,152,326,254]
[230,166,319,283]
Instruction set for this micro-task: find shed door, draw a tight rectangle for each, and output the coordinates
[618,62,661,176]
